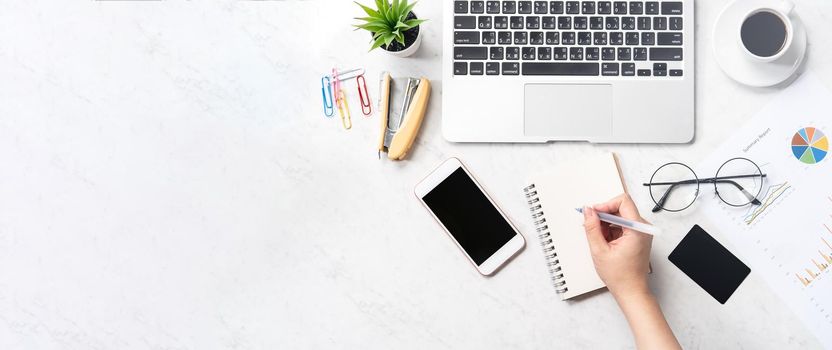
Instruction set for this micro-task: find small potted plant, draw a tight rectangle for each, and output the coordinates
[354,0,426,58]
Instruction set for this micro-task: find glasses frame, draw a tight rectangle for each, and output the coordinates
[643,157,767,213]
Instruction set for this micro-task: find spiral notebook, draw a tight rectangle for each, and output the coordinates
[523,152,624,300]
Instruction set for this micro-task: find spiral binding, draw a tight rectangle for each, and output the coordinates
[523,184,568,294]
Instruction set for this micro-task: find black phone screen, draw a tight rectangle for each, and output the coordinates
[422,167,516,265]
[668,225,751,304]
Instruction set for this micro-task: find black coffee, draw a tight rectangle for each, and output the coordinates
[741,11,788,57]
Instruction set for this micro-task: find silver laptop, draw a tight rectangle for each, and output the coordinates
[442,0,695,143]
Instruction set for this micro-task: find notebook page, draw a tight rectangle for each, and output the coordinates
[532,152,624,300]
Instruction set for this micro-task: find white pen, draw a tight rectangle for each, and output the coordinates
[575,208,661,236]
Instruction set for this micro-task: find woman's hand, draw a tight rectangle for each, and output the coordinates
[582,193,653,299]
[583,193,681,350]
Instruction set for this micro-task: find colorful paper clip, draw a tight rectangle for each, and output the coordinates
[336,89,352,130]
[320,67,372,121]
[321,76,334,117]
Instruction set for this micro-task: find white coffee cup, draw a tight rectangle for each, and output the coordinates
[738,1,794,63]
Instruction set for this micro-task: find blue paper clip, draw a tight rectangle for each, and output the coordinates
[321,76,334,117]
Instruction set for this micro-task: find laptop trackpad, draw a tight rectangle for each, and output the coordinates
[524,84,613,139]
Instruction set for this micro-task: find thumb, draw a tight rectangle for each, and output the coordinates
[583,207,609,254]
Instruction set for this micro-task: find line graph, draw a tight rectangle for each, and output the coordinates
[743,181,792,225]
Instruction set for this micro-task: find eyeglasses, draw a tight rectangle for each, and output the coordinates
[643,157,767,212]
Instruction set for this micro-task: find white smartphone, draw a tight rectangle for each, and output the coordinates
[414,158,525,276]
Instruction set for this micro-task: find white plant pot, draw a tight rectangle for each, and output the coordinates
[384,26,422,58]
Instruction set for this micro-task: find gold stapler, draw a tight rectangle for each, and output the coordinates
[377,72,431,160]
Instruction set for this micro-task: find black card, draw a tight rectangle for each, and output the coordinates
[668,225,751,304]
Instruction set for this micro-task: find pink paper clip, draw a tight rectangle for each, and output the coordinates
[331,68,342,107]
[356,75,372,116]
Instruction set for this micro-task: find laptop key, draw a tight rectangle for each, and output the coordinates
[654,17,667,30]
[637,69,651,76]
[455,1,469,14]
[634,47,647,60]
[546,32,560,44]
[538,47,552,60]
[455,16,477,29]
[661,2,683,15]
[613,1,627,14]
[602,63,619,76]
[669,69,683,76]
[503,1,517,13]
[553,47,568,60]
[498,31,512,44]
[610,32,623,45]
[478,16,493,29]
[622,63,636,76]
[658,33,683,45]
[510,16,524,29]
[653,62,667,76]
[487,1,501,13]
[598,1,612,14]
[626,32,639,45]
[578,32,592,45]
[471,1,485,13]
[526,16,541,29]
[566,1,580,14]
[569,47,584,60]
[514,31,528,44]
[495,16,509,28]
[534,1,548,13]
[601,47,615,60]
[645,1,659,14]
[455,31,480,44]
[454,62,468,75]
[507,47,521,60]
[650,48,682,60]
[629,1,643,15]
[562,32,575,45]
[470,62,485,75]
[586,47,600,60]
[522,47,536,60]
[502,62,521,75]
[519,1,533,14]
[490,46,505,59]
[669,17,683,30]
[482,31,497,44]
[590,16,604,30]
[522,62,600,75]
[593,32,608,45]
[517,1,532,14]
[574,16,588,29]
[542,16,557,29]
[641,32,655,45]
[550,1,564,14]
[621,17,635,30]
[454,47,488,60]
[617,47,631,61]
[530,31,545,45]
[486,62,501,75]
[605,17,619,30]
[582,1,596,14]
[558,16,572,29]
[638,17,651,30]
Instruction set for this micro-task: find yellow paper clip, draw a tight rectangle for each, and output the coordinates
[336,90,352,130]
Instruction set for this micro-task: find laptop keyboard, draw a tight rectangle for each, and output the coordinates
[452,0,685,77]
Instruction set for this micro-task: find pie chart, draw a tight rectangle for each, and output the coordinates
[791,127,828,164]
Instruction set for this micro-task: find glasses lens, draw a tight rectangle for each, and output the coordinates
[715,158,764,206]
[648,163,699,212]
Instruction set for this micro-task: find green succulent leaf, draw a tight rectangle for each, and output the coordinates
[354,0,425,50]
[354,2,380,18]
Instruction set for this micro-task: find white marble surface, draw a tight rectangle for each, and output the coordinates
[1,0,830,349]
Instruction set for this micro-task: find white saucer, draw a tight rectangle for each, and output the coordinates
[713,0,807,87]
